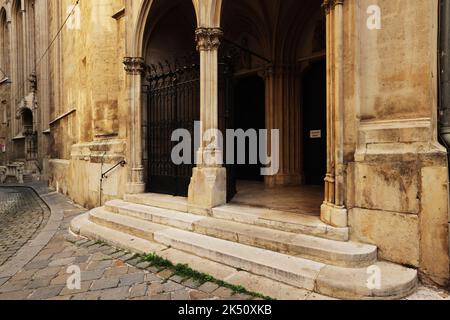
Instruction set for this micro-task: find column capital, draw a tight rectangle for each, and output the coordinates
[322,0,344,13]
[123,57,145,75]
[195,27,223,51]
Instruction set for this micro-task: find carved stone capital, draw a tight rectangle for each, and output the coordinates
[322,0,344,13]
[195,28,223,52]
[123,57,145,75]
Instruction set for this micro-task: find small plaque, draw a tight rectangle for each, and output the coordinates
[310,130,322,139]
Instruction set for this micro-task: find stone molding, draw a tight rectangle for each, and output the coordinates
[195,27,223,51]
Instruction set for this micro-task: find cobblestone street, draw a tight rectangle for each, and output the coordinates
[0,187,50,265]
[0,185,252,300]
[0,184,449,301]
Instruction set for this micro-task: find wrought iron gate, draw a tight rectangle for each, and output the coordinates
[143,56,236,198]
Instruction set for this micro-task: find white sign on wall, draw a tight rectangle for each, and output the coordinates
[310,130,322,139]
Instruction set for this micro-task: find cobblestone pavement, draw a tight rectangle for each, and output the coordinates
[0,187,50,265]
[0,186,251,300]
[0,184,449,300]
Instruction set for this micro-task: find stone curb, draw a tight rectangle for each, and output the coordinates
[0,183,76,279]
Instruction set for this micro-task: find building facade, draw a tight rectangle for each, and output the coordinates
[1,0,450,298]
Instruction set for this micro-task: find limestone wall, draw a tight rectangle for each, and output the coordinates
[346,0,450,285]
[47,0,128,208]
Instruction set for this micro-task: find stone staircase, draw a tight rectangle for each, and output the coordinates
[70,193,418,300]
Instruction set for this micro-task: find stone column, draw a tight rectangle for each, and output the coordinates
[188,27,227,215]
[320,0,348,227]
[265,65,302,187]
[123,57,146,194]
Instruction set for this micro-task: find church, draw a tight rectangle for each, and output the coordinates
[0,0,449,299]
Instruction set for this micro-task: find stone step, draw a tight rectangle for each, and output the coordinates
[70,213,329,300]
[212,204,349,241]
[124,193,188,213]
[105,200,377,267]
[123,193,349,241]
[72,209,418,299]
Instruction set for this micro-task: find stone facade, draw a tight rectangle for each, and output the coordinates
[0,0,449,288]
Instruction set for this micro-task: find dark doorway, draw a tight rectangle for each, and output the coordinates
[233,75,266,182]
[302,60,327,185]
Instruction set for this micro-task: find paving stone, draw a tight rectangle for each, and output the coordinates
[136,262,151,269]
[171,289,191,300]
[32,254,53,263]
[149,293,171,300]
[28,285,64,300]
[145,273,161,283]
[127,258,143,267]
[24,260,50,270]
[0,280,30,293]
[212,287,234,299]
[198,282,220,294]
[162,280,185,293]
[232,293,253,300]
[119,273,145,287]
[148,282,164,295]
[48,257,76,267]
[120,253,136,262]
[81,269,104,281]
[91,278,120,291]
[110,251,127,259]
[52,251,75,260]
[50,274,70,286]
[98,286,131,300]
[81,240,97,248]
[129,283,148,298]
[103,248,119,256]
[182,278,202,289]
[74,255,90,264]
[157,269,174,280]
[26,277,53,290]
[0,290,33,300]
[89,252,110,262]
[10,269,38,281]
[75,239,90,246]
[87,260,113,271]
[0,277,9,286]
[190,290,213,300]
[147,266,163,273]
[70,291,101,301]
[170,275,187,284]
[33,267,61,279]
[59,281,92,296]
[104,266,128,278]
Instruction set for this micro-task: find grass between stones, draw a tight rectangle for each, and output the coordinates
[143,252,273,300]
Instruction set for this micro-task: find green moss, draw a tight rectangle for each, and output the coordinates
[143,252,273,300]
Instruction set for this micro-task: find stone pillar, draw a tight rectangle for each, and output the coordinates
[265,65,302,186]
[320,0,348,228]
[123,57,146,194]
[188,27,227,215]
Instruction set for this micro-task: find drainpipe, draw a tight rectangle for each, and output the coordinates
[440,0,450,147]
[439,0,450,256]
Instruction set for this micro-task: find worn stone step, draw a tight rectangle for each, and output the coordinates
[213,204,349,241]
[80,208,418,299]
[124,193,188,213]
[70,213,326,300]
[105,200,375,267]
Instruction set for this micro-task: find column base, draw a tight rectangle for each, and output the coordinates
[188,167,227,215]
[126,182,146,195]
[321,203,348,228]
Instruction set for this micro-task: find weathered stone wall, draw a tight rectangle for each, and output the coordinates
[47,0,127,208]
[346,0,450,285]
